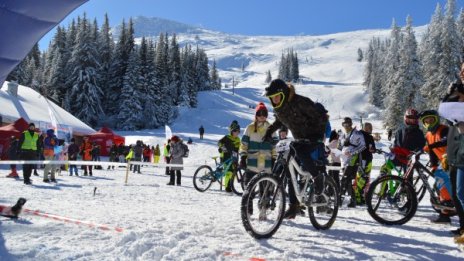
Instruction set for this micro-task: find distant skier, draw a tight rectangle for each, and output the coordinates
[199,125,205,140]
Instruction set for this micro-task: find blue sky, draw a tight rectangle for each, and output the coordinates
[39,0,455,49]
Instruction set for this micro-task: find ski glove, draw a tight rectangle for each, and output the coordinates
[240,156,247,170]
[262,129,274,142]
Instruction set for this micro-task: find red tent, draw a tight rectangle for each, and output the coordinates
[87,127,125,156]
[0,118,29,159]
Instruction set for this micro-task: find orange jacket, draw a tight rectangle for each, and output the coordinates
[80,141,93,161]
[423,124,448,166]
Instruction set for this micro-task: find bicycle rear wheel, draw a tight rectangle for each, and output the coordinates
[241,173,285,239]
[366,175,417,225]
[308,174,339,230]
[193,165,214,192]
[231,168,245,196]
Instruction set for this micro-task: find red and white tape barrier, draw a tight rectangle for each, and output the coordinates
[12,207,125,233]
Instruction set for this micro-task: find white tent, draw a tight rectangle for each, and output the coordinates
[0,81,95,136]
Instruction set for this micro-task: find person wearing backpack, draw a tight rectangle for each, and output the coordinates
[167,135,184,186]
[339,117,366,208]
[218,120,241,192]
[353,122,376,205]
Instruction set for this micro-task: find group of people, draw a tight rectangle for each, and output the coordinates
[214,76,464,244]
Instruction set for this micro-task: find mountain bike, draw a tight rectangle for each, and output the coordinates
[375,149,427,203]
[241,139,339,239]
[193,152,245,195]
[366,151,456,225]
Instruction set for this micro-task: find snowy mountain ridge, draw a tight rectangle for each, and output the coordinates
[129,16,427,88]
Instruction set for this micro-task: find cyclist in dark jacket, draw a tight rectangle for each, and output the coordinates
[393,108,426,154]
[263,79,328,219]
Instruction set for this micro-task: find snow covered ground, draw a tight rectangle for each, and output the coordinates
[1,85,463,260]
[1,22,463,260]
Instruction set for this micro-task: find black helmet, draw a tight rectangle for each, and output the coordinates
[342,117,352,126]
[419,110,439,131]
[278,125,288,133]
[229,120,240,133]
[265,79,290,109]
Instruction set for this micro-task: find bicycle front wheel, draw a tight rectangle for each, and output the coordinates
[193,165,214,192]
[231,168,245,196]
[366,175,417,225]
[308,174,339,230]
[241,173,285,239]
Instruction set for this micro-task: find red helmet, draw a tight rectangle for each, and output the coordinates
[404,108,419,125]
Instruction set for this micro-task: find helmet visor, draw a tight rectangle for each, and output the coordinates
[268,92,285,109]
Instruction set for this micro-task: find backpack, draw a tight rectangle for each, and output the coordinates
[181,142,189,158]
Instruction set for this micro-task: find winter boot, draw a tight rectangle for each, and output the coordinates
[6,171,19,178]
[431,214,451,224]
[347,198,356,208]
[284,204,300,219]
[10,198,27,217]
[450,228,464,236]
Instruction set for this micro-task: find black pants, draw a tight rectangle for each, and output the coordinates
[21,150,37,183]
[329,162,341,191]
[170,170,181,185]
[288,141,324,205]
[451,167,464,229]
[165,157,171,175]
[341,165,358,201]
[84,164,93,175]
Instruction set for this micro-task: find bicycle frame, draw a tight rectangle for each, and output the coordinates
[211,155,237,181]
[404,152,454,212]
[276,141,324,205]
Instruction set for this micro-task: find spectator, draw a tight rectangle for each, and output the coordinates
[133,140,143,174]
[6,136,19,178]
[80,136,93,176]
[153,144,160,164]
[199,125,205,139]
[19,123,39,185]
[167,136,184,186]
[42,129,58,182]
[163,139,171,175]
[68,138,79,176]
[107,144,118,170]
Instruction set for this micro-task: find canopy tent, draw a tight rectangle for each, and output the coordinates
[0,117,29,159]
[87,127,125,156]
[0,0,88,85]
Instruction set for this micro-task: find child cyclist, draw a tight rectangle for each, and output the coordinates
[218,120,241,192]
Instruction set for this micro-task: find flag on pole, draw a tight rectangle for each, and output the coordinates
[165,125,172,141]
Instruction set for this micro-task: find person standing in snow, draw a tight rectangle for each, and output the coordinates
[19,123,40,185]
[6,136,20,178]
[163,140,171,175]
[327,130,341,191]
[167,136,184,186]
[338,117,366,208]
[263,79,328,219]
[218,120,241,192]
[42,129,58,182]
[80,136,93,176]
[199,125,205,140]
[68,138,79,176]
[393,108,426,156]
[153,144,160,164]
[239,102,276,187]
[439,75,464,241]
